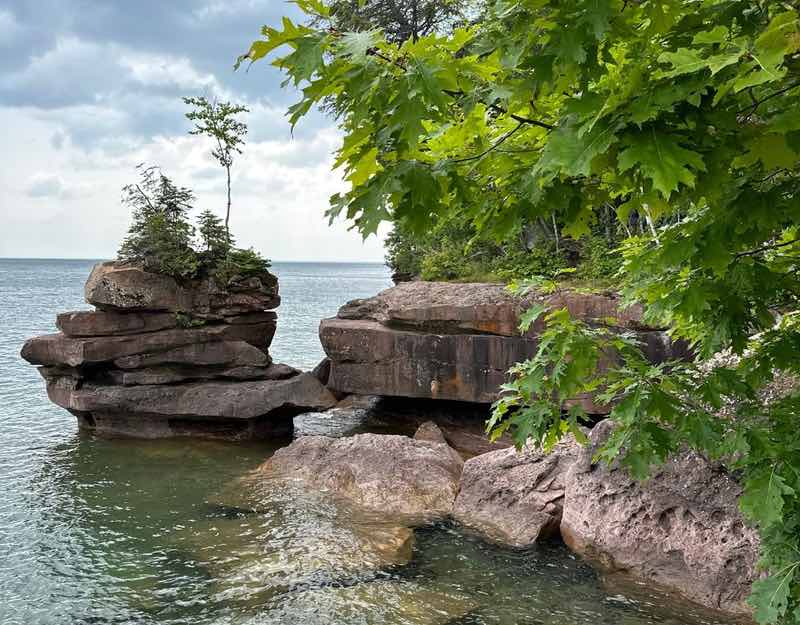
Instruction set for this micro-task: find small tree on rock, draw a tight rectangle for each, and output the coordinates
[118,165,197,278]
[196,208,231,270]
[183,96,249,241]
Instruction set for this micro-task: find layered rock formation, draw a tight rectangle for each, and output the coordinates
[320,282,689,409]
[21,261,336,438]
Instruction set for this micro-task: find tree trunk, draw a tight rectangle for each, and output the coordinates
[225,165,232,242]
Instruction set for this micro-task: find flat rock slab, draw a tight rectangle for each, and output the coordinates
[321,318,536,403]
[338,281,649,336]
[21,322,275,367]
[560,420,759,617]
[453,437,581,548]
[113,339,269,369]
[56,310,178,337]
[108,362,298,386]
[260,424,463,522]
[47,372,336,421]
[84,261,279,315]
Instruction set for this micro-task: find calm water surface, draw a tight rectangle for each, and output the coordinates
[0,259,728,625]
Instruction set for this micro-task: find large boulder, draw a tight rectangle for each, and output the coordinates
[560,420,760,616]
[84,261,280,316]
[453,437,581,548]
[259,423,463,522]
[320,282,689,409]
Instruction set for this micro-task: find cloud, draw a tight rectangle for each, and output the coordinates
[0,9,22,45]
[0,1,387,262]
[25,173,91,200]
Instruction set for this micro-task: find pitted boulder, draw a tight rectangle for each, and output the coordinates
[260,423,463,522]
[453,436,581,547]
[560,420,760,616]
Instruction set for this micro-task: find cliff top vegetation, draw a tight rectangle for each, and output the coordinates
[242,0,800,621]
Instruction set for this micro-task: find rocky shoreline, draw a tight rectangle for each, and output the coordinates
[20,264,758,620]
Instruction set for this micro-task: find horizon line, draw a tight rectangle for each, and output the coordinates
[0,257,387,264]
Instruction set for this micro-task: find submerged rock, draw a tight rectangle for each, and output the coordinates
[260,423,463,522]
[560,420,760,616]
[453,436,581,548]
[261,580,477,625]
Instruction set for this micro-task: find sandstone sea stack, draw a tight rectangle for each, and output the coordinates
[21,261,335,438]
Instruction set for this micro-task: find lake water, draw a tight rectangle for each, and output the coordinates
[0,259,730,625]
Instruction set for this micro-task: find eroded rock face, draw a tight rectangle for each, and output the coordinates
[21,261,321,440]
[260,423,463,522]
[453,437,581,548]
[321,318,536,403]
[85,261,280,316]
[321,282,688,410]
[21,322,276,367]
[560,420,760,616]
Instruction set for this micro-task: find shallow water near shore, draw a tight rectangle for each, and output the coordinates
[0,259,733,625]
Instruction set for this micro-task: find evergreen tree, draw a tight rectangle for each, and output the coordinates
[118,166,197,279]
[196,208,231,269]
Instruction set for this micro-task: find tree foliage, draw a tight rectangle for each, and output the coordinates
[117,166,270,282]
[313,0,468,42]
[184,96,249,239]
[118,166,198,279]
[244,0,800,620]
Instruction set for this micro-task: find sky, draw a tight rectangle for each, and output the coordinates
[0,0,387,262]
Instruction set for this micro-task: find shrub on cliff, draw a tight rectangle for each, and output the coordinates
[117,167,270,283]
[118,166,198,279]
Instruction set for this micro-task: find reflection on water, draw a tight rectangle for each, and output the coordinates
[0,260,734,624]
[14,434,732,625]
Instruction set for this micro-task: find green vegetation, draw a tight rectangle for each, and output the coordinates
[183,96,249,239]
[117,165,270,283]
[244,0,800,620]
[119,98,268,284]
[385,215,622,284]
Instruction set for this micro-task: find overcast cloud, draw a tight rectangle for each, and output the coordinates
[0,1,387,261]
